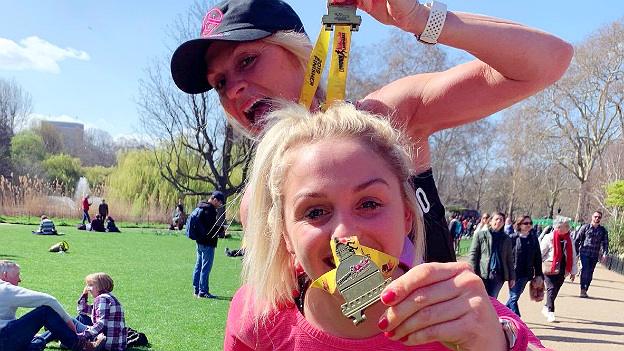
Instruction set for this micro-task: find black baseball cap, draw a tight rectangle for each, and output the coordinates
[171,0,306,95]
[211,191,226,204]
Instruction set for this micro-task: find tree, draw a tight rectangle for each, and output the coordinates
[533,20,624,221]
[606,180,624,220]
[138,1,254,204]
[10,131,46,176]
[33,122,64,154]
[42,154,82,194]
[82,128,116,167]
[0,79,32,176]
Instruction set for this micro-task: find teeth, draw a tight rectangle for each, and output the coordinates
[244,99,261,114]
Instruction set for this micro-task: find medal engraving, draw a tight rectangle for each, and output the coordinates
[334,238,391,325]
[322,4,361,31]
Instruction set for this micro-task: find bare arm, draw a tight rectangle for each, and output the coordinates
[351,0,573,170]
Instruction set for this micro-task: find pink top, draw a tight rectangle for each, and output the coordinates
[224,285,552,351]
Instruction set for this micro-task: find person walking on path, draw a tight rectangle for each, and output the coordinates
[448,213,462,253]
[469,212,516,298]
[0,261,105,351]
[81,195,92,225]
[191,192,225,298]
[574,210,609,298]
[540,217,577,323]
[505,215,543,317]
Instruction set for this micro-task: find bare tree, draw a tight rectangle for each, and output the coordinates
[533,20,624,221]
[82,128,117,167]
[0,79,32,176]
[138,1,254,203]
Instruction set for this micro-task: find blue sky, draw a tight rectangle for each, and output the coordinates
[0,1,622,138]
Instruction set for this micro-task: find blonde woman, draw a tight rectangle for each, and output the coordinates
[540,218,578,323]
[224,103,548,350]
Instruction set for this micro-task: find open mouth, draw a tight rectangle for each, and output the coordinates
[243,98,272,127]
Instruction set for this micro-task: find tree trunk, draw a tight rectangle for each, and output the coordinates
[575,181,589,222]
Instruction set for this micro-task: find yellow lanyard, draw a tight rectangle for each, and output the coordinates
[298,3,360,111]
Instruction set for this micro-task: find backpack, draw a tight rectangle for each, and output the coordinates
[185,207,206,240]
[126,327,149,348]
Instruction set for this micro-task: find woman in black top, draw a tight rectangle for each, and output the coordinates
[505,215,543,317]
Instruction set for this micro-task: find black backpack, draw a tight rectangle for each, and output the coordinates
[185,207,206,240]
[126,327,148,348]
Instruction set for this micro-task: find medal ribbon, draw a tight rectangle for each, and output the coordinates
[311,236,399,294]
[298,5,356,111]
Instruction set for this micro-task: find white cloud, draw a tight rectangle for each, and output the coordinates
[0,36,90,73]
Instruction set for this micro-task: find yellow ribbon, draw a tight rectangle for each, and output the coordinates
[299,24,354,111]
[311,236,398,294]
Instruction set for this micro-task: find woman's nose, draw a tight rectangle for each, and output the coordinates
[225,76,247,100]
[330,214,359,240]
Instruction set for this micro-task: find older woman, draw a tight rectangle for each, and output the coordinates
[540,217,578,323]
[171,0,572,264]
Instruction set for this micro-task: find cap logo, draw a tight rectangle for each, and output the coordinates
[201,8,224,37]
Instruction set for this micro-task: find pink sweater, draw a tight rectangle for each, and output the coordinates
[224,285,551,351]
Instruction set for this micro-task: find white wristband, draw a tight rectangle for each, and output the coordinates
[417,1,447,45]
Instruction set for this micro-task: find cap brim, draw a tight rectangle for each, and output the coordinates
[171,28,273,95]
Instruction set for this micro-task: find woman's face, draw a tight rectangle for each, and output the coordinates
[558,222,570,233]
[281,138,413,282]
[205,40,304,132]
[480,214,489,224]
[490,214,505,231]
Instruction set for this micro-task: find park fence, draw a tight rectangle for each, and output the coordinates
[602,254,624,276]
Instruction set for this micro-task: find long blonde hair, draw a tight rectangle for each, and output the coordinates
[242,102,425,320]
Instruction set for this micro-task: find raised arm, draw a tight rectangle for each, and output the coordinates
[352,0,573,135]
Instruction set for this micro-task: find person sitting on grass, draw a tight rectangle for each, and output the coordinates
[90,214,106,232]
[105,217,121,233]
[224,103,547,350]
[33,215,58,235]
[0,260,105,351]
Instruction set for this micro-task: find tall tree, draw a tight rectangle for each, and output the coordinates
[534,19,624,221]
[138,1,254,203]
[0,79,32,176]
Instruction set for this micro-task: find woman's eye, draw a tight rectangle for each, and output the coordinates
[360,200,381,210]
[304,208,326,220]
[214,78,225,91]
[240,55,256,68]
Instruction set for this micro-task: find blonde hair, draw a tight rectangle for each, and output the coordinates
[242,102,425,320]
[0,260,19,275]
[85,272,114,294]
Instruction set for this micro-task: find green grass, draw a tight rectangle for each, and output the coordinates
[0,223,244,351]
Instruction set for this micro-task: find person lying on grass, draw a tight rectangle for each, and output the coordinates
[224,103,550,350]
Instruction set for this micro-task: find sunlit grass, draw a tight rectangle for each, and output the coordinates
[1,223,244,351]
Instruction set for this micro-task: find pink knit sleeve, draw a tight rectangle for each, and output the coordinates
[224,286,258,351]
[490,297,554,351]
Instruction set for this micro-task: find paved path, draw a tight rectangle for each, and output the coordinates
[496,265,624,351]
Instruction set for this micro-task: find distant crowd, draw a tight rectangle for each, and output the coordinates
[464,211,609,323]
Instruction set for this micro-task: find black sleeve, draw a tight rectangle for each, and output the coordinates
[411,170,456,263]
[532,235,543,277]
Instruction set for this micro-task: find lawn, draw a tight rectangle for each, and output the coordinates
[0,223,244,351]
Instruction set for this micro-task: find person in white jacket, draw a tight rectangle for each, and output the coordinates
[539,218,578,323]
[0,260,104,351]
